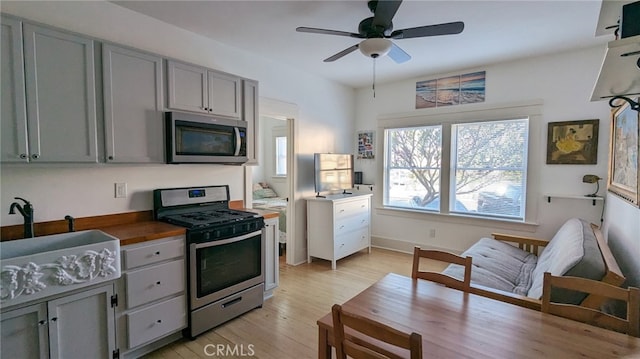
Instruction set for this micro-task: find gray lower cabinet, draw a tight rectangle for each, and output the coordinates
[0,302,49,358]
[116,235,187,358]
[263,217,279,299]
[22,23,98,163]
[102,44,164,163]
[166,59,241,119]
[0,283,116,359]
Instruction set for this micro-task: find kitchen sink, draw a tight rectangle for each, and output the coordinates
[1,230,121,308]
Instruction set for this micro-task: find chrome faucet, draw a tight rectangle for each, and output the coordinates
[9,197,34,238]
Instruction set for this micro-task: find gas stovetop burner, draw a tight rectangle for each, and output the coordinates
[162,208,258,229]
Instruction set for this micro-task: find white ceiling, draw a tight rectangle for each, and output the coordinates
[113,0,612,88]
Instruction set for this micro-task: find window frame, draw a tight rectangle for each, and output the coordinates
[378,101,542,227]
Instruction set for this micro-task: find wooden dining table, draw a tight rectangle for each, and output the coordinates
[317,273,640,358]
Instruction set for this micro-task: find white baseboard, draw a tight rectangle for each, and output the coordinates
[371,236,463,255]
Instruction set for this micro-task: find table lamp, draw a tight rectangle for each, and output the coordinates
[582,175,601,197]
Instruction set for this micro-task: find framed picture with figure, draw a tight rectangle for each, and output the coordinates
[546,119,599,164]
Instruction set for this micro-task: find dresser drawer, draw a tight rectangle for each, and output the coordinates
[126,259,185,309]
[335,212,369,234]
[126,295,187,348]
[334,198,369,219]
[335,226,370,260]
[123,236,184,270]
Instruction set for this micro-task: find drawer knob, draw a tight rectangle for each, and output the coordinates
[154,251,160,256]
[156,319,162,324]
[156,281,161,286]
[38,320,47,326]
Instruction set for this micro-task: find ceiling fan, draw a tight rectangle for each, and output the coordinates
[296,0,464,63]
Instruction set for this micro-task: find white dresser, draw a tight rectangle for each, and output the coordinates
[306,193,372,269]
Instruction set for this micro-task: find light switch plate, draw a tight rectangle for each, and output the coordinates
[115,183,127,198]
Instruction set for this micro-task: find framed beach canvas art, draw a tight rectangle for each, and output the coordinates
[416,71,485,109]
[608,100,639,206]
[546,119,599,164]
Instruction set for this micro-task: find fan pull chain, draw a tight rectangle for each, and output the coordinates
[372,57,376,98]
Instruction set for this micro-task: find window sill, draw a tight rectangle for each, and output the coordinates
[374,206,539,233]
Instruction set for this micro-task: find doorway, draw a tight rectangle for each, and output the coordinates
[245,97,298,266]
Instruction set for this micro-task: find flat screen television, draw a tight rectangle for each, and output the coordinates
[314,153,354,196]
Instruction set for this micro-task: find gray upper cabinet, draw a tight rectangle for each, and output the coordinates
[1,16,28,163]
[167,59,241,119]
[103,44,164,163]
[243,79,259,165]
[22,23,98,163]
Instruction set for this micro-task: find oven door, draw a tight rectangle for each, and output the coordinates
[189,229,264,309]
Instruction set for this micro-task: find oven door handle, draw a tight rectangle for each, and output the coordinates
[192,229,262,250]
[233,127,241,156]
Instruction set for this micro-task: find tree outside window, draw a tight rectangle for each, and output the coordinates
[384,118,528,220]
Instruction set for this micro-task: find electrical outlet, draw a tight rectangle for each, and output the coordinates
[115,183,127,198]
[429,229,436,238]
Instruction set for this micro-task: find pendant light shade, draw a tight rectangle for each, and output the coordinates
[359,38,392,59]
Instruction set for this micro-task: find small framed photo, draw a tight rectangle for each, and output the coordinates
[608,100,639,206]
[546,119,599,164]
[357,131,375,159]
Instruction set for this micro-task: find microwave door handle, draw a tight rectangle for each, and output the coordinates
[234,127,241,156]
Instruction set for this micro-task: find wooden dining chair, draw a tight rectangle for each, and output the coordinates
[332,304,422,359]
[411,246,472,292]
[542,272,640,337]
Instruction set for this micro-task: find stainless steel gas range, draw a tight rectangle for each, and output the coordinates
[153,185,265,338]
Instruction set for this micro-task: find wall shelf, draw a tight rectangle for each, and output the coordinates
[545,194,604,206]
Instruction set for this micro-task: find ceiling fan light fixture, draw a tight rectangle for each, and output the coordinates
[359,38,392,58]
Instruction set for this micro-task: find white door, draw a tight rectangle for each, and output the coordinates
[0,302,49,359]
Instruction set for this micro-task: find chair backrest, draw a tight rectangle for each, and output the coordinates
[542,272,640,337]
[411,247,472,291]
[332,304,422,359]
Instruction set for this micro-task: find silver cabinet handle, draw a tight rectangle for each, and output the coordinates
[38,320,47,326]
[31,154,40,159]
[19,154,27,159]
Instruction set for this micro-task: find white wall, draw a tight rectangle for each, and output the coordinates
[354,45,614,252]
[0,1,355,264]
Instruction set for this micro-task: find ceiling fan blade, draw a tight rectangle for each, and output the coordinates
[391,21,464,39]
[323,44,360,62]
[296,27,362,38]
[372,0,402,29]
[388,42,411,64]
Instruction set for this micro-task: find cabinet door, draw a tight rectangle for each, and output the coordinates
[0,16,28,163]
[47,284,116,359]
[0,302,49,359]
[23,24,98,162]
[166,60,208,114]
[263,217,279,293]
[243,79,259,165]
[103,44,164,163]
[207,70,241,119]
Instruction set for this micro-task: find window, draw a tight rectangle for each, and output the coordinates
[275,135,287,176]
[384,118,529,221]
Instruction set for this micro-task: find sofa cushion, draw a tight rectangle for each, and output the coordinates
[442,237,538,295]
[526,218,605,301]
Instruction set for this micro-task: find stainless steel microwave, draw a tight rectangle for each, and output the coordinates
[165,112,248,164]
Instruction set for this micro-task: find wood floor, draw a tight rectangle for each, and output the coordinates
[143,248,446,359]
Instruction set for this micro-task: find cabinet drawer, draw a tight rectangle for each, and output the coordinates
[334,199,369,219]
[335,212,369,234]
[123,237,184,270]
[126,259,185,309]
[335,226,370,260]
[127,295,186,349]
